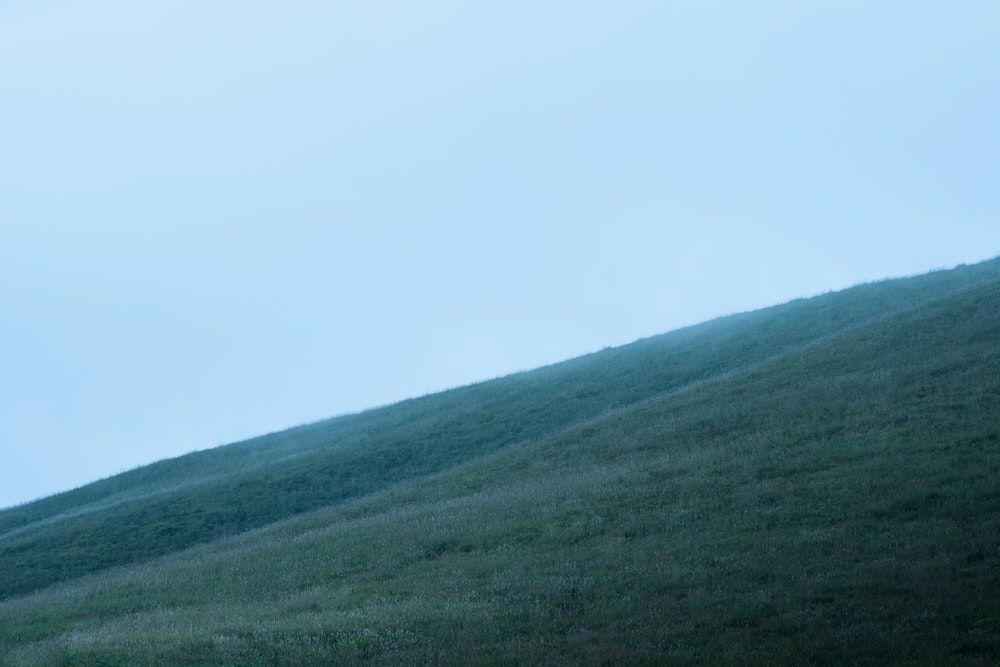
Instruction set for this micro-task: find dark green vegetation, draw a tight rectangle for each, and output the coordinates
[2,259,1000,665]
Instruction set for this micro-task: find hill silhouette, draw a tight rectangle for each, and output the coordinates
[2,258,999,664]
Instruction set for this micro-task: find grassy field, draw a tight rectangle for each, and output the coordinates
[2,259,999,664]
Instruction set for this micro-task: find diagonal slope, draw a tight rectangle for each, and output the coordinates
[1,258,998,602]
[2,262,999,664]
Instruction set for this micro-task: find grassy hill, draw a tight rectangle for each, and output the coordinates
[2,258,999,665]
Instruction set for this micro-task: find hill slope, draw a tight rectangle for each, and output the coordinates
[2,259,1000,664]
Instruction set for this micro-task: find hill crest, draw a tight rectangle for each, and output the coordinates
[2,257,999,664]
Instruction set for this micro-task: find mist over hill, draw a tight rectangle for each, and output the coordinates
[2,258,999,665]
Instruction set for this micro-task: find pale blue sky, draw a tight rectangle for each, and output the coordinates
[2,1,999,508]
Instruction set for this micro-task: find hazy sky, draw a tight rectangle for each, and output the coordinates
[2,1,999,509]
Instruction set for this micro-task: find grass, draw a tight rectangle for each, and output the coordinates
[1,258,999,664]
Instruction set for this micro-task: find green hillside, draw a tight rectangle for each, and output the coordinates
[2,259,1000,665]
